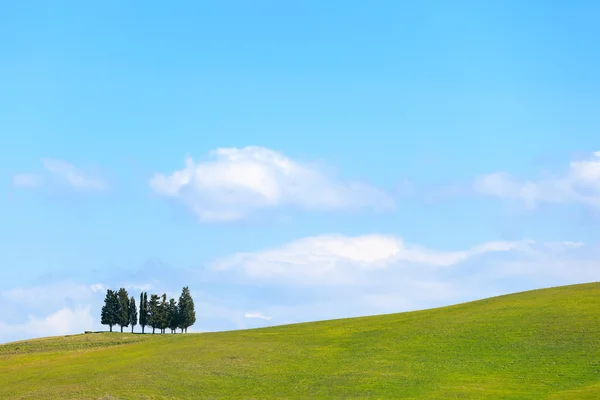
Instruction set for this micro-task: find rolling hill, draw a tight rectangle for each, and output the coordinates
[1,282,599,399]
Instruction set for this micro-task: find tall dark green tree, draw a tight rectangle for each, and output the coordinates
[148,294,160,334]
[129,296,138,333]
[178,286,196,333]
[139,292,148,334]
[159,294,168,334]
[100,289,119,332]
[117,288,130,333]
[168,298,178,334]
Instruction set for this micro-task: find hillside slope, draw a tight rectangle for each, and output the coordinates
[1,283,599,399]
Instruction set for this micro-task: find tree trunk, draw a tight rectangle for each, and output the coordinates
[152,327,155,334]
[110,325,113,332]
[142,326,145,334]
[131,326,134,333]
[120,326,124,333]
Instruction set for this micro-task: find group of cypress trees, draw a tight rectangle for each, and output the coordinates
[101,286,196,334]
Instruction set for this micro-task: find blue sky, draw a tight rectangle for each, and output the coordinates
[1,0,599,343]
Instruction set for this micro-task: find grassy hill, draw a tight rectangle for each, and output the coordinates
[1,282,599,399]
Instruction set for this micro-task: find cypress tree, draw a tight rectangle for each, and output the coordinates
[178,286,196,333]
[101,289,119,332]
[144,292,149,331]
[148,294,160,334]
[129,296,138,333]
[159,294,168,334]
[139,292,148,334]
[117,288,130,333]
[168,298,178,334]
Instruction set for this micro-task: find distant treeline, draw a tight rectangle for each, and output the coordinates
[101,286,196,334]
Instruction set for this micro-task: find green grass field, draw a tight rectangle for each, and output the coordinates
[1,282,599,399]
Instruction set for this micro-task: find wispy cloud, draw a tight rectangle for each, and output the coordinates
[474,151,600,208]
[212,234,530,284]
[150,146,393,222]
[13,159,107,191]
[42,158,107,190]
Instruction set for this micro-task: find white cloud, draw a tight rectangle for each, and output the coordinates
[474,151,600,208]
[150,146,393,222]
[0,306,94,342]
[212,234,529,284]
[244,312,272,321]
[42,158,107,190]
[12,173,42,188]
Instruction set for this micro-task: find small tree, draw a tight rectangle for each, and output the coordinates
[117,288,130,333]
[129,296,138,333]
[139,292,148,334]
[101,289,119,332]
[168,298,178,334]
[148,294,160,334]
[178,286,196,333]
